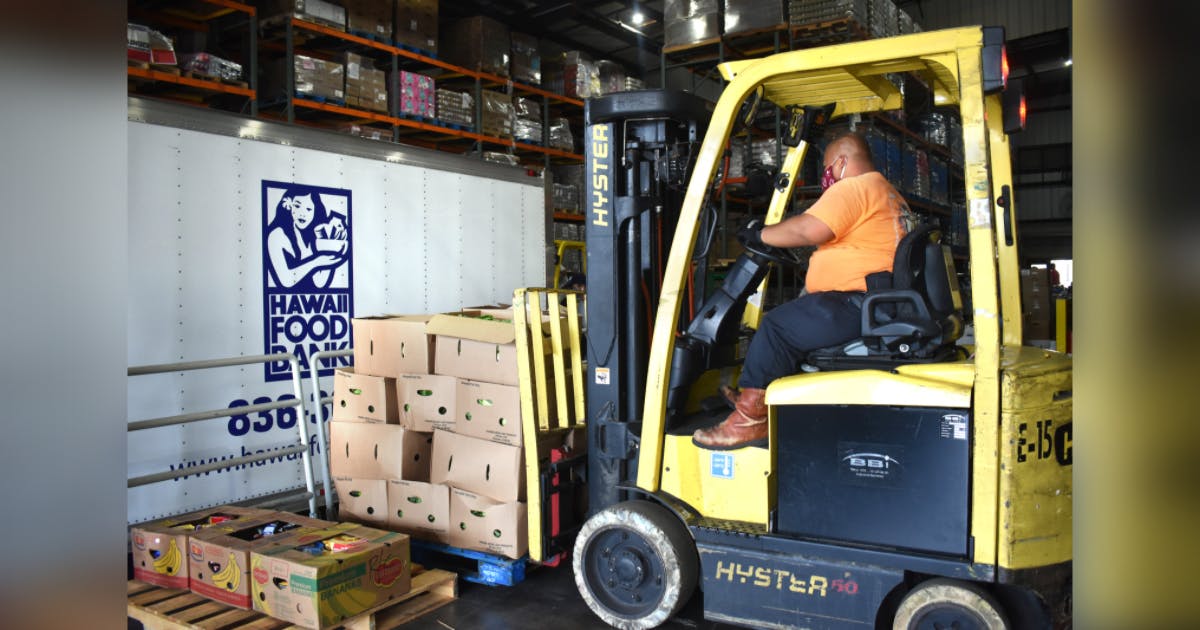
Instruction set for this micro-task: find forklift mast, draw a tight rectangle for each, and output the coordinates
[583,90,712,513]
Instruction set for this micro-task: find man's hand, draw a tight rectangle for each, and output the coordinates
[737,218,766,251]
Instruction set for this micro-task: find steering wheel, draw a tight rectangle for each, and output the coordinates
[742,238,806,267]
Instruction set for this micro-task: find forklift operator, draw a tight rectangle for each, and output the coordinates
[694,132,913,449]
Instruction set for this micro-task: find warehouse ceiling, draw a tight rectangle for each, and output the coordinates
[440,0,667,75]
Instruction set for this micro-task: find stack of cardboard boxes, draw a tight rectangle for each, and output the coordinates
[395,0,439,54]
[344,53,388,113]
[443,15,510,77]
[331,315,440,534]
[346,0,393,39]
[131,506,412,628]
[336,309,575,560]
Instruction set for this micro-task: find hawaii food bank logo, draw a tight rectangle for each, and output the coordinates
[261,181,353,381]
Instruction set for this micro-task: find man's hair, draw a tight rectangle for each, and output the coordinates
[827,131,874,167]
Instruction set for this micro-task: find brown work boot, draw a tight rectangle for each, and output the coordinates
[693,387,768,450]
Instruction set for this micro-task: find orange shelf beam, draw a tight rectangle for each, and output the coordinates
[202,0,255,16]
[128,66,255,98]
[553,212,584,222]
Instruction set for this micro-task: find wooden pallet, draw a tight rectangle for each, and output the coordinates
[127,567,456,630]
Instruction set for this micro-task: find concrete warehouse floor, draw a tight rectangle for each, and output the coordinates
[403,558,737,630]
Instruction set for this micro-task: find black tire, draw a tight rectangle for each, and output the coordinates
[573,500,699,629]
[893,578,1011,630]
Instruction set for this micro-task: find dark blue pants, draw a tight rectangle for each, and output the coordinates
[738,291,864,389]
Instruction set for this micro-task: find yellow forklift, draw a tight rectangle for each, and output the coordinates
[514,25,1071,629]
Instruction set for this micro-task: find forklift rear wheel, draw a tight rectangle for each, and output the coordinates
[893,578,1011,630]
[573,500,698,629]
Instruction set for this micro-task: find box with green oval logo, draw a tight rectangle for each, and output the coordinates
[387,479,451,541]
[249,523,411,628]
[333,477,388,527]
[447,488,528,559]
[397,373,457,432]
[455,378,524,446]
[332,367,398,424]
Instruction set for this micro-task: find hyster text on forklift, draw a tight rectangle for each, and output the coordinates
[516,25,1071,630]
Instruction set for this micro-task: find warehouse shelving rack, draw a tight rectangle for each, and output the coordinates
[127,5,585,169]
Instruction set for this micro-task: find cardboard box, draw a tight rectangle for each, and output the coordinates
[396,373,457,432]
[346,0,392,38]
[329,421,433,481]
[131,506,274,589]
[456,379,523,446]
[352,315,435,377]
[390,70,437,118]
[188,512,332,609]
[448,488,528,559]
[332,367,398,423]
[344,52,389,114]
[387,479,450,537]
[251,524,411,629]
[261,0,346,30]
[443,15,510,76]
[430,429,524,503]
[427,312,520,386]
[334,477,389,526]
[394,0,438,54]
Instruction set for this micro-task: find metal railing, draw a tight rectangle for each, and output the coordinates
[308,348,354,517]
[127,352,325,518]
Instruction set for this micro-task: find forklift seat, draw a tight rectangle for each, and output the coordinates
[805,224,965,370]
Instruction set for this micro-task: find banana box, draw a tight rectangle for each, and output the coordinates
[187,512,333,609]
[130,505,274,589]
[250,524,412,629]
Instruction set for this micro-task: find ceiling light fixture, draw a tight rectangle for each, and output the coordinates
[1064,58,1073,67]
[631,11,644,25]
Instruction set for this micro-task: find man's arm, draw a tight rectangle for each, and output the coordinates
[761,213,835,248]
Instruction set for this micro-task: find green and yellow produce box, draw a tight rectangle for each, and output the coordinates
[250,523,412,628]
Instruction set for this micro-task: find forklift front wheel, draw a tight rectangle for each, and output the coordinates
[573,500,699,630]
[893,578,1011,630]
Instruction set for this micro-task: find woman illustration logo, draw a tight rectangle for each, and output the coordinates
[266,187,348,290]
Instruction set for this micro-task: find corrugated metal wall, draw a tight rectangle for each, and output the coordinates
[905,0,1071,39]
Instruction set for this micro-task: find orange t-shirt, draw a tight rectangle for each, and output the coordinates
[804,171,910,292]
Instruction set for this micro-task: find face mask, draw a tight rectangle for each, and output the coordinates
[820,157,847,191]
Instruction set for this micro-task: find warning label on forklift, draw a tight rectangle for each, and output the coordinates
[711,453,734,479]
[594,367,610,385]
[940,414,968,440]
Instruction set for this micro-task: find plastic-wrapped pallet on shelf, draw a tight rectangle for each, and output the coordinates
[948,116,964,164]
[723,0,787,37]
[750,137,779,168]
[884,131,902,186]
[178,53,242,81]
[916,111,951,149]
[436,89,474,128]
[788,0,868,27]
[346,0,392,40]
[444,15,510,76]
[262,54,344,102]
[395,0,438,54]
[597,60,626,95]
[511,32,541,85]
[391,70,436,118]
[345,52,388,113]
[868,0,898,39]
[664,0,720,49]
[480,90,514,139]
[562,51,600,99]
[548,117,575,152]
[483,151,519,166]
[514,96,543,144]
[863,127,888,177]
[624,76,646,91]
[553,184,580,212]
[260,0,346,30]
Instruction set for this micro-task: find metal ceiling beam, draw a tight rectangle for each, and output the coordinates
[570,4,662,58]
